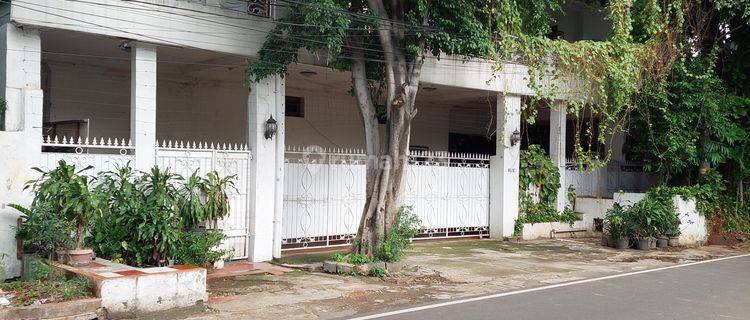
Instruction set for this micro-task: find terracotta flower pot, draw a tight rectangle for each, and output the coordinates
[67,249,93,267]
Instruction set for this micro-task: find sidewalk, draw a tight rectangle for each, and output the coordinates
[146,238,750,320]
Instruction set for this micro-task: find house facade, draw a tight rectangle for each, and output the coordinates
[0,0,655,278]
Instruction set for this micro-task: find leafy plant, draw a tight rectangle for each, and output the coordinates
[514,145,578,235]
[347,253,373,265]
[173,230,229,267]
[89,165,151,265]
[10,203,74,258]
[375,206,422,262]
[370,267,388,278]
[329,252,346,263]
[604,203,629,239]
[89,165,235,267]
[16,160,97,252]
[179,171,207,229]
[203,171,235,228]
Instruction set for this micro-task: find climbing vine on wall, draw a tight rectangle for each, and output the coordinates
[515,145,576,235]
[489,0,685,169]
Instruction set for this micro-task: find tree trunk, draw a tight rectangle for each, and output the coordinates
[348,0,426,257]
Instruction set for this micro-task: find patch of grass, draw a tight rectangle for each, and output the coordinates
[0,259,92,307]
[1,277,92,307]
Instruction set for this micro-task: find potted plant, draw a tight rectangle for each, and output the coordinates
[666,224,681,246]
[22,161,98,266]
[604,204,629,249]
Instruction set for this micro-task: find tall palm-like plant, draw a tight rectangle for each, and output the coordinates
[202,171,235,229]
[24,161,96,251]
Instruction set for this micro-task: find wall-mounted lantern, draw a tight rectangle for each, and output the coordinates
[264,115,278,140]
[510,129,521,146]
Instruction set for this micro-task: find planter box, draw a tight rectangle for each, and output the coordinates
[521,220,589,240]
[0,297,103,320]
[53,258,207,317]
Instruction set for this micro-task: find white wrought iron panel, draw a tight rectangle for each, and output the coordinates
[404,152,490,238]
[155,141,252,260]
[40,135,134,174]
[282,147,490,250]
[282,149,367,248]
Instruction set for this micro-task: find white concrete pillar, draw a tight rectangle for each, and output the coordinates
[247,74,285,261]
[549,100,567,212]
[130,43,157,171]
[489,93,522,238]
[0,24,42,279]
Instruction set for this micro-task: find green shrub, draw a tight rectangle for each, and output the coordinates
[89,165,235,267]
[604,203,629,238]
[376,206,421,262]
[173,230,229,267]
[370,267,388,278]
[347,253,373,265]
[11,204,74,259]
[13,161,97,253]
[329,252,346,262]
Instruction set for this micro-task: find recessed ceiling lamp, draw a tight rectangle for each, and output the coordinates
[299,70,318,77]
[422,86,437,92]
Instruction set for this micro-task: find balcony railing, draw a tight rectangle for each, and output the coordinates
[183,0,272,18]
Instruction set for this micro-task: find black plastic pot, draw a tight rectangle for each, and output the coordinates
[656,236,669,248]
[636,237,651,250]
[601,234,610,247]
[614,236,629,249]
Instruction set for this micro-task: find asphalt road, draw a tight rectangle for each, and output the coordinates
[351,255,750,320]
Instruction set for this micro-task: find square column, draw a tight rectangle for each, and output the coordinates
[549,100,567,212]
[489,93,522,238]
[130,43,157,171]
[0,24,42,279]
[247,74,285,261]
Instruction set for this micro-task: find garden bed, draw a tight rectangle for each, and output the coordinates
[52,258,208,316]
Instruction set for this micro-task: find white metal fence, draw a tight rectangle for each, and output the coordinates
[39,136,252,260]
[155,141,252,260]
[40,136,134,173]
[282,147,490,250]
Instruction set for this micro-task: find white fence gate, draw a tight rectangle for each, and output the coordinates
[39,136,251,260]
[282,147,490,250]
[155,141,252,260]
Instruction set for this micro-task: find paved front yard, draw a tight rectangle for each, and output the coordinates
[148,238,750,320]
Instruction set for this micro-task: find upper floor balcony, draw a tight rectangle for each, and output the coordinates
[181,0,273,18]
